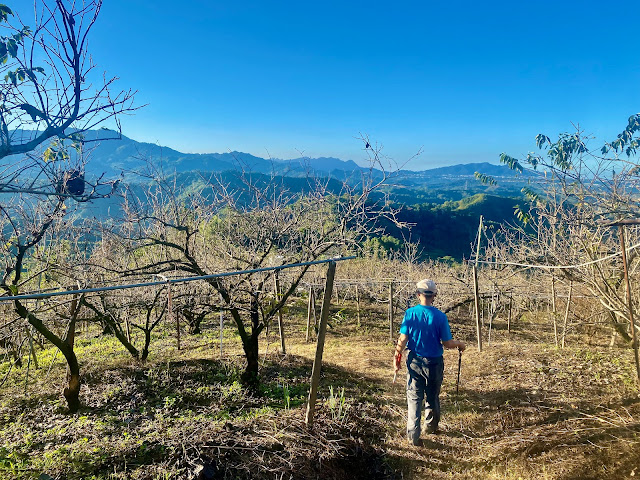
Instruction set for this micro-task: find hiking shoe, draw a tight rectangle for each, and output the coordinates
[426,426,440,435]
[408,438,423,447]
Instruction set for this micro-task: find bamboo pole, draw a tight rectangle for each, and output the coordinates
[306,261,337,427]
[619,225,640,382]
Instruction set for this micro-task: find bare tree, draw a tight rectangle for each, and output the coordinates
[0,0,136,161]
[480,119,640,347]
[98,145,404,388]
[0,0,136,412]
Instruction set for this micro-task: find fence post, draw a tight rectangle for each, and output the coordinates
[305,261,336,428]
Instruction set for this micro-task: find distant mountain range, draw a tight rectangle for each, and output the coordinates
[9,128,527,186]
[6,129,532,260]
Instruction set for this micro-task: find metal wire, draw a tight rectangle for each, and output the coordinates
[0,256,356,303]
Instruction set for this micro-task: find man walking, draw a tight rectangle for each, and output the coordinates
[393,279,466,446]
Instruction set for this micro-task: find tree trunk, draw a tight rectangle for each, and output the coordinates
[64,363,81,413]
[241,293,262,390]
[241,332,260,389]
[141,329,152,362]
[14,299,82,412]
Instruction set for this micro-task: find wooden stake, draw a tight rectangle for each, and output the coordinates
[306,287,314,343]
[26,327,39,369]
[275,271,286,355]
[306,261,337,427]
[473,215,484,352]
[507,293,512,333]
[388,281,395,341]
[561,281,573,349]
[168,284,179,350]
[355,284,361,328]
[125,313,131,343]
[219,293,224,359]
[551,275,558,347]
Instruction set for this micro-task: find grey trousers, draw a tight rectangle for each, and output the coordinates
[406,351,444,444]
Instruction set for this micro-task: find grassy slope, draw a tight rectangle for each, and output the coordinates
[1,297,639,479]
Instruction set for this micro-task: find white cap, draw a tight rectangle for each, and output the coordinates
[416,279,437,295]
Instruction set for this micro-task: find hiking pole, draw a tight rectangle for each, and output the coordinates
[456,349,462,394]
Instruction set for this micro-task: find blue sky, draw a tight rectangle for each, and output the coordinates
[30,1,640,169]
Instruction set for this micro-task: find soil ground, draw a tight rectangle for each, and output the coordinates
[1,296,639,479]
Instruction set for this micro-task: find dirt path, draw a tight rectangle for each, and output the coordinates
[291,329,640,480]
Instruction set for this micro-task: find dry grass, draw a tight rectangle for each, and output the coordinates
[1,296,639,479]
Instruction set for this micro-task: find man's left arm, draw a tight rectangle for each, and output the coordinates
[393,333,409,372]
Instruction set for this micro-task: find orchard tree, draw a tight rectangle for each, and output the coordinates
[478,116,640,348]
[0,0,136,160]
[100,145,405,388]
[0,0,136,412]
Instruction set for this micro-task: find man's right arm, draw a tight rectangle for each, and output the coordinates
[443,339,466,351]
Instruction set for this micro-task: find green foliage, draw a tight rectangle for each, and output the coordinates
[0,25,30,66]
[603,113,640,156]
[535,134,551,149]
[520,186,540,203]
[374,193,521,260]
[544,133,586,170]
[499,153,524,173]
[327,385,349,421]
[473,171,496,186]
[513,205,532,224]
[43,139,71,163]
[362,235,401,259]
[6,66,43,87]
[0,4,12,23]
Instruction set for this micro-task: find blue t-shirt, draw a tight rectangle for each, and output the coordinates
[399,304,452,358]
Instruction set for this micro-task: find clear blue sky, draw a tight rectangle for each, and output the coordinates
[39,1,640,169]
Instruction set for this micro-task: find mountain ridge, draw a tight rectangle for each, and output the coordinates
[9,128,523,181]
